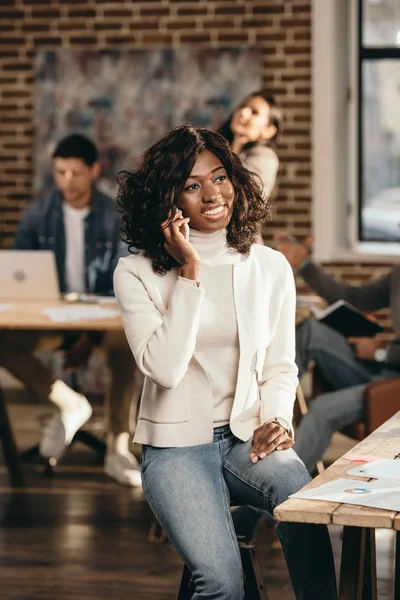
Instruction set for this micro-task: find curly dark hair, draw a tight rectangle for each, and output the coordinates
[117,125,270,274]
[218,91,282,151]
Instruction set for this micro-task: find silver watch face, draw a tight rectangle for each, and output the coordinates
[375,348,387,363]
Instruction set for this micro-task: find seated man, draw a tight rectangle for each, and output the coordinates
[0,134,142,486]
[276,234,400,473]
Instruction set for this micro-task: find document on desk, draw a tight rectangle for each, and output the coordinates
[42,305,120,323]
[290,477,400,511]
[347,458,400,480]
[0,304,13,313]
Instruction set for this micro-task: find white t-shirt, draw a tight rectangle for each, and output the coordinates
[62,203,90,293]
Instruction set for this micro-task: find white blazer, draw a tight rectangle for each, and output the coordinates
[114,244,298,447]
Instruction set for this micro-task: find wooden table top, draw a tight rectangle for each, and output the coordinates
[274,411,400,530]
[0,300,123,331]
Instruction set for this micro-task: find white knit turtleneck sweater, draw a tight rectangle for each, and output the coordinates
[186,228,244,425]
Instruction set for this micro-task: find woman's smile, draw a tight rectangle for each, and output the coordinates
[202,204,227,219]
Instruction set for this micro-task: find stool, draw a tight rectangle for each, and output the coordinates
[177,537,269,599]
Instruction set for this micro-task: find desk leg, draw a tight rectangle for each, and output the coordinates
[339,526,377,600]
[0,384,24,487]
[395,531,400,599]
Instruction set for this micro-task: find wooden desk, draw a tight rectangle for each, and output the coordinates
[0,299,122,331]
[275,411,400,599]
[0,300,124,487]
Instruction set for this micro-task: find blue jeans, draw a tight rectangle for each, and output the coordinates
[294,319,400,472]
[142,425,337,600]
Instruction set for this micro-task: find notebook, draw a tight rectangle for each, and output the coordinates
[311,299,383,337]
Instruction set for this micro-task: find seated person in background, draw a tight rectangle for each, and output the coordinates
[218,91,281,244]
[275,234,400,473]
[0,134,141,486]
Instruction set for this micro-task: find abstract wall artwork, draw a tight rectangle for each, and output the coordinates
[34,48,263,199]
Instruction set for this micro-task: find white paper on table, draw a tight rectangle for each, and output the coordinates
[93,296,117,304]
[0,304,13,313]
[42,305,120,323]
[347,458,400,481]
[289,477,400,511]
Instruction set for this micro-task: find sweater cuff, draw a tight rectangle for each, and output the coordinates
[178,276,201,288]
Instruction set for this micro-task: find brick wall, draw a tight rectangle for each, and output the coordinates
[0,0,393,325]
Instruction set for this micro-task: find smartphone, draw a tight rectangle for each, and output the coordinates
[174,207,190,241]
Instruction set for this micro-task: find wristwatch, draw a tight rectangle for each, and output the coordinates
[374,347,388,363]
[271,417,291,433]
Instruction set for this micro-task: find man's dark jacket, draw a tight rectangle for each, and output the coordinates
[13,188,124,295]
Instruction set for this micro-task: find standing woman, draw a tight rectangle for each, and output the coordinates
[114,125,337,600]
[219,91,281,243]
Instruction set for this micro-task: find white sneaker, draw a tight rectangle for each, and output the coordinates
[39,396,93,460]
[104,452,142,487]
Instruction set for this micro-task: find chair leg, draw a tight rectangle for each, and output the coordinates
[0,384,24,487]
[148,515,168,543]
[239,540,269,600]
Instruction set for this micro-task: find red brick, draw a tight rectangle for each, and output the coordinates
[293,4,311,13]
[69,36,98,44]
[0,51,19,58]
[293,59,311,68]
[129,21,159,31]
[3,63,32,71]
[33,37,63,46]
[140,7,170,17]
[0,37,25,45]
[103,9,133,17]
[253,5,284,14]
[93,23,123,31]
[215,5,246,15]
[203,19,236,29]
[294,31,311,41]
[242,19,276,29]
[58,23,88,32]
[68,9,96,17]
[280,18,311,27]
[166,20,196,30]
[31,9,61,18]
[23,0,53,4]
[104,35,138,44]
[22,23,51,32]
[284,45,311,55]
[179,33,211,43]
[217,33,249,42]
[177,6,208,16]
[0,10,24,19]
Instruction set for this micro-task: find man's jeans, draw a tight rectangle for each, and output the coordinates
[141,425,337,600]
[295,319,400,473]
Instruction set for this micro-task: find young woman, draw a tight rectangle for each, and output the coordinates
[219,91,281,243]
[114,125,337,600]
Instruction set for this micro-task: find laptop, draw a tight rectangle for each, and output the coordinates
[0,250,60,301]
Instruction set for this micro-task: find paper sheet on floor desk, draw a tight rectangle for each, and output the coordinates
[0,304,13,313]
[289,477,400,511]
[42,305,120,323]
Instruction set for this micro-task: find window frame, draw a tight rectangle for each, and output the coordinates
[357,0,400,246]
[312,0,400,263]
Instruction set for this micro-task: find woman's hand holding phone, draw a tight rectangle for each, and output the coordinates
[161,209,199,281]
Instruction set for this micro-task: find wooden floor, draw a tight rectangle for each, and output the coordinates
[0,401,396,599]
